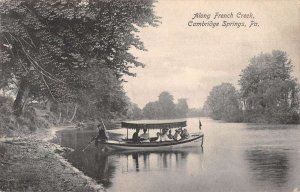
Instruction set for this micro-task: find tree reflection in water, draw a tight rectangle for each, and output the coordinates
[64,149,116,188]
[64,148,202,189]
[245,149,290,187]
[57,129,203,190]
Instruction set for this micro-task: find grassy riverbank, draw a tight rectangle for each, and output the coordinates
[0,127,104,192]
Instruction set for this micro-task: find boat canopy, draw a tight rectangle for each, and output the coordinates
[121,120,187,129]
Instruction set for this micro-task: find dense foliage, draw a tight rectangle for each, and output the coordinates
[0,0,159,123]
[205,83,242,122]
[239,50,299,123]
[203,50,300,124]
[125,102,143,120]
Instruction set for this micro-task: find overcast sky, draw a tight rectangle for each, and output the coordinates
[123,0,300,109]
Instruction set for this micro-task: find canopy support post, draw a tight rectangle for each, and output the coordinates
[160,128,162,142]
[127,128,128,139]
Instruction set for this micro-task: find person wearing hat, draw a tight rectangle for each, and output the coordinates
[160,128,172,141]
[167,130,173,139]
[173,129,182,141]
[140,128,150,142]
[180,128,189,139]
[132,128,141,143]
[95,124,109,146]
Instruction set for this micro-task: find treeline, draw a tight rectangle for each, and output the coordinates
[127,91,193,120]
[0,0,159,133]
[203,50,300,124]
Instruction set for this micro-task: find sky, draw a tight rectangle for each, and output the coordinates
[123,0,300,109]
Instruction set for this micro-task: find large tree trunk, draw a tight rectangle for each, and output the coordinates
[13,78,29,117]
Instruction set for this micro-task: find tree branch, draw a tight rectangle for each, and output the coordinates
[41,74,57,102]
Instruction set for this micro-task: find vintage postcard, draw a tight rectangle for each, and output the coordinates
[0,0,299,192]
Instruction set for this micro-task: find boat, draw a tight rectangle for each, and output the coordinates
[101,120,204,151]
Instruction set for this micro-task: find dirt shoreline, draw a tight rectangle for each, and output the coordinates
[0,126,105,192]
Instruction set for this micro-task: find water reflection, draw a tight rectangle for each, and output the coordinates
[64,148,202,189]
[64,149,115,187]
[132,153,139,171]
[58,130,97,150]
[58,129,203,189]
[55,118,300,192]
[245,149,290,187]
[122,150,195,172]
[245,124,299,131]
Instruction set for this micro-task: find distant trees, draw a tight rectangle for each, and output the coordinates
[176,98,189,118]
[142,91,190,119]
[205,83,242,122]
[200,102,211,117]
[187,108,202,117]
[203,50,300,124]
[142,101,162,119]
[126,102,143,120]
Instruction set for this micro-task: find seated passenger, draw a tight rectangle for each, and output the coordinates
[161,133,172,141]
[132,128,140,143]
[167,130,173,139]
[161,129,172,141]
[173,129,182,141]
[180,128,189,140]
[140,128,150,142]
[155,132,162,142]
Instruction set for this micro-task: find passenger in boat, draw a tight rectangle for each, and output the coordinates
[132,128,141,143]
[140,128,150,142]
[161,129,172,141]
[155,129,172,142]
[173,129,182,141]
[167,130,173,139]
[155,132,162,142]
[180,128,189,140]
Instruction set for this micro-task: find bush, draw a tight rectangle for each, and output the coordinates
[0,96,15,136]
[0,95,57,136]
[276,111,300,124]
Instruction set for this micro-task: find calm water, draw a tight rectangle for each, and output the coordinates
[56,118,300,192]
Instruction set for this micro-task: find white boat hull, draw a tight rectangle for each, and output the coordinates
[102,133,204,151]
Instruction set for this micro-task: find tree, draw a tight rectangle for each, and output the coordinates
[239,50,300,123]
[0,0,159,118]
[142,101,162,119]
[176,98,189,118]
[158,91,176,119]
[73,65,129,121]
[126,102,143,120]
[200,102,211,117]
[205,83,242,122]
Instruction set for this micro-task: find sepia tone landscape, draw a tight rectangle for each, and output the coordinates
[0,0,299,192]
